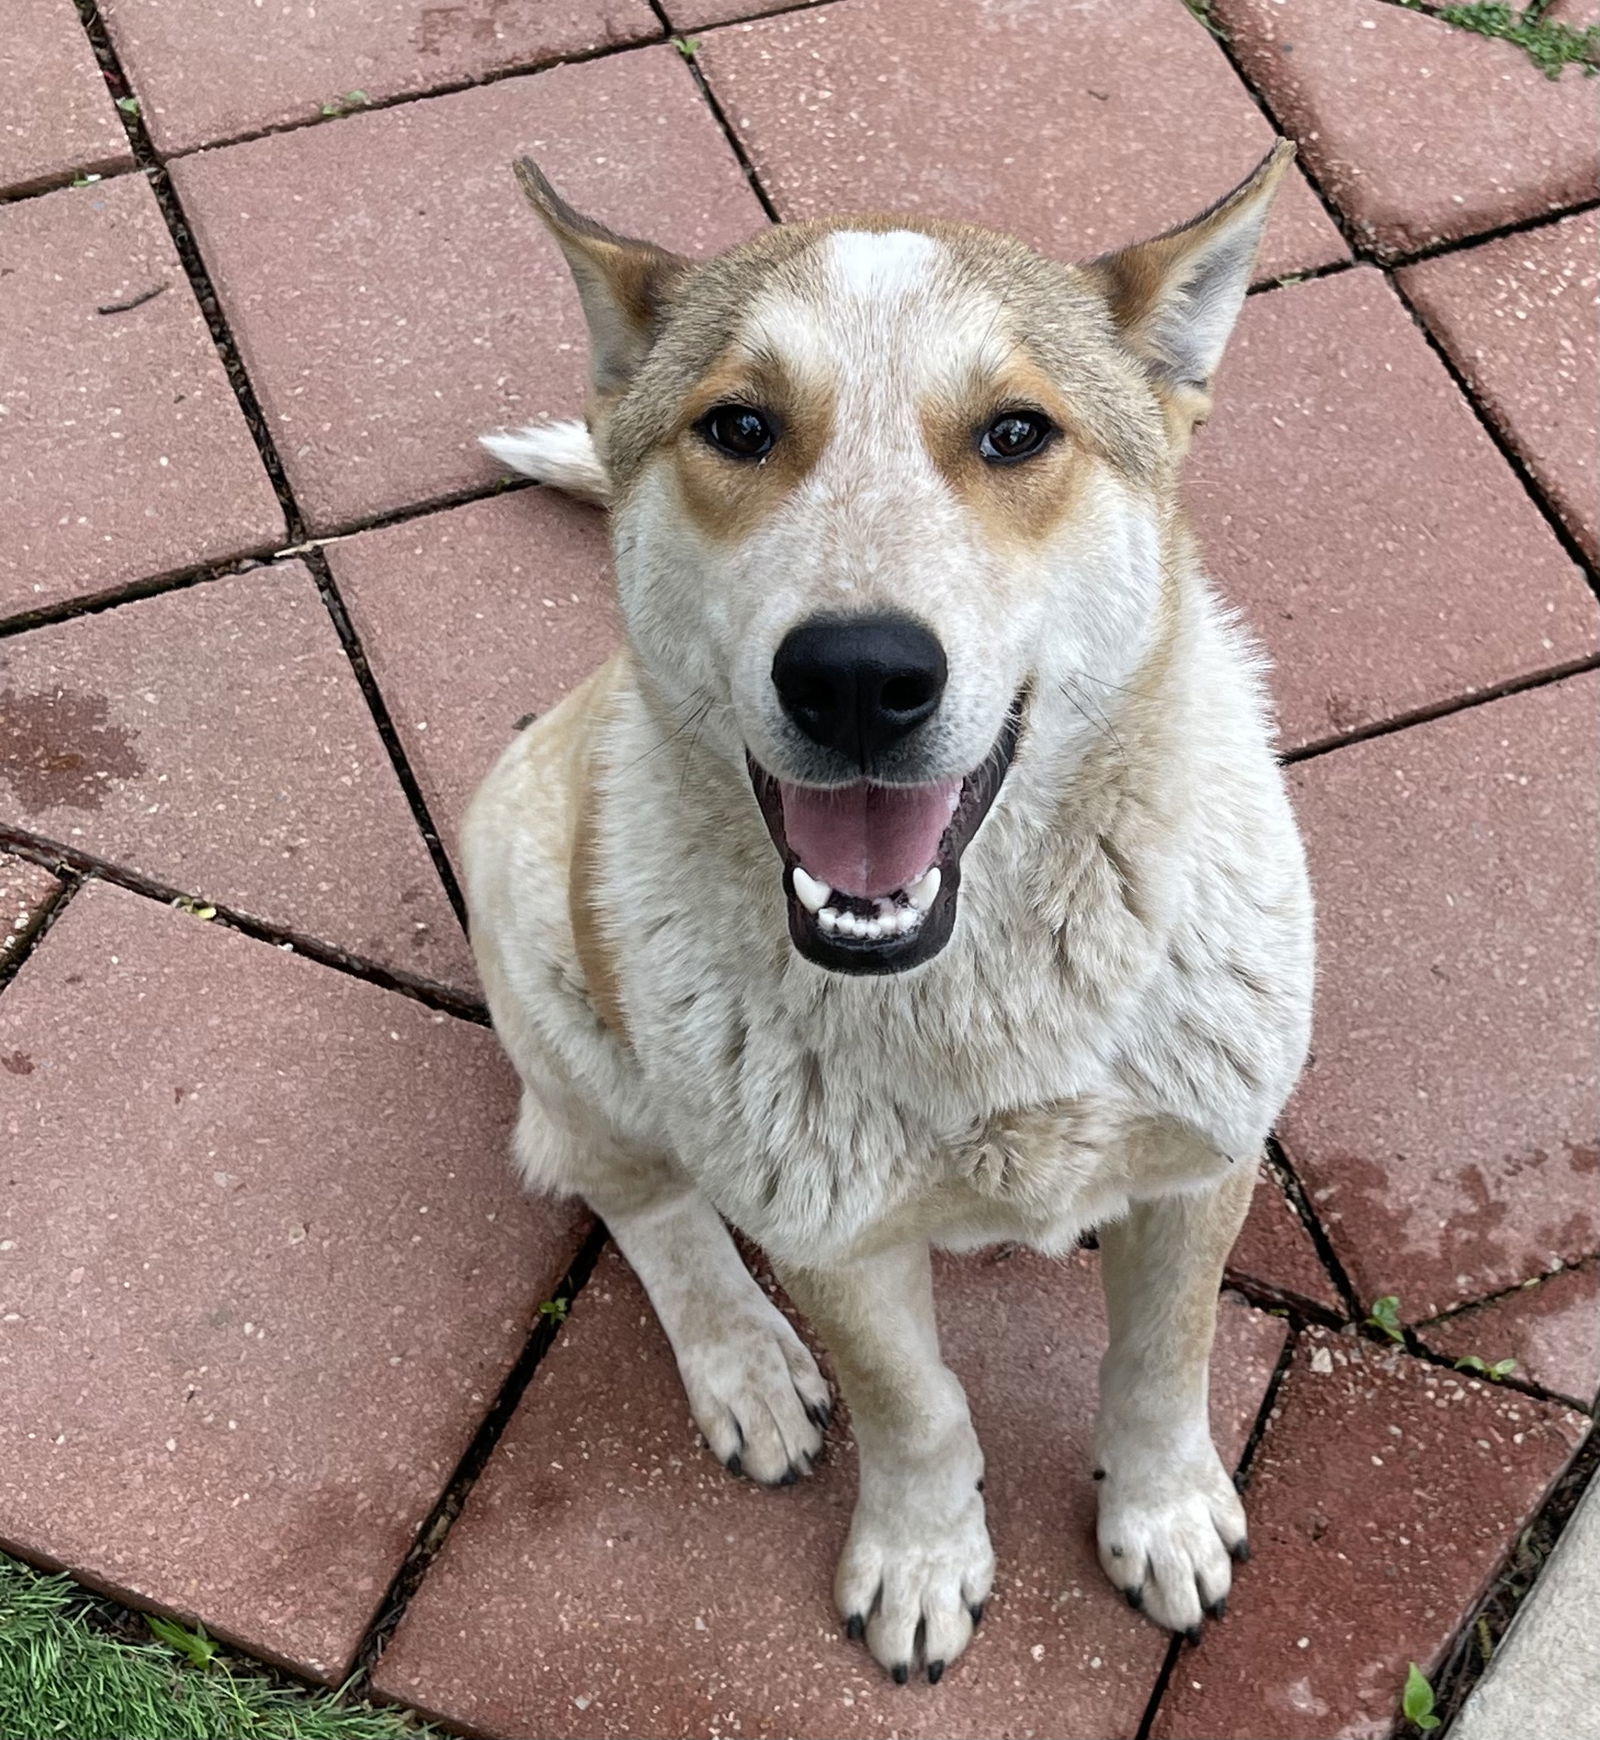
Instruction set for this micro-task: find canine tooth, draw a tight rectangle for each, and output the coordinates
[906,867,942,911]
[792,866,831,913]
[818,907,839,933]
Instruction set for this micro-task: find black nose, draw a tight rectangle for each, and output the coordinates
[772,613,948,770]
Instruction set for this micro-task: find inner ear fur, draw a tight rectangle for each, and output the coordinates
[513,157,690,400]
[1082,141,1296,435]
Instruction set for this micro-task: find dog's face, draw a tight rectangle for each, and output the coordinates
[520,150,1292,974]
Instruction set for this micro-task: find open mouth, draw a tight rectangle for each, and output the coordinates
[748,695,1026,975]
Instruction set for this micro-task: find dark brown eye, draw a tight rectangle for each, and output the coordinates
[979,410,1055,463]
[698,404,777,460]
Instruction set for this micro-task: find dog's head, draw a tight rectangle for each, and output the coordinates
[515,147,1293,975]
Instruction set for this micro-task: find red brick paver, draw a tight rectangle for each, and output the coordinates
[0,854,60,966]
[100,0,660,155]
[373,1246,1286,1738]
[171,50,765,532]
[1283,675,1600,1324]
[696,0,1346,279]
[1422,1264,1600,1412]
[0,564,473,995]
[1209,0,1600,259]
[1151,1328,1586,1740]
[1186,267,1598,751]
[0,0,132,196]
[0,177,285,621]
[1400,210,1600,564]
[327,489,617,868]
[0,881,588,1679]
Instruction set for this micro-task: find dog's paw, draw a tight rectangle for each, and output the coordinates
[479,418,611,506]
[676,1297,831,1487]
[1094,1441,1246,1637]
[836,1431,995,1683]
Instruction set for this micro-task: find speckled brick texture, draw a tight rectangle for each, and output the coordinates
[0,853,60,964]
[1422,1264,1600,1411]
[170,50,766,532]
[1400,210,1600,563]
[326,489,617,866]
[1208,0,1599,258]
[373,1245,1287,1738]
[1186,267,1598,751]
[1228,1166,1343,1314]
[100,0,661,155]
[1151,1329,1587,1739]
[696,0,1346,279]
[0,0,132,195]
[0,881,589,1680]
[1283,675,1600,1322]
[0,177,285,620]
[0,564,474,995]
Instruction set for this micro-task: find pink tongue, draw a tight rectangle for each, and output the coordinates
[779,779,959,898]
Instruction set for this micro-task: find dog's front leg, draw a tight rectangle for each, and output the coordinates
[776,1241,993,1683]
[1093,1159,1255,1638]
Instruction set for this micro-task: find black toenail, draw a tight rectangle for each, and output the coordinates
[807,1400,833,1429]
[725,1453,742,1477]
[1109,1544,1124,1558]
[975,1477,985,1493]
[1125,1587,1144,1613]
[779,1465,799,1486]
[892,1664,909,1686]
[1185,1625,1203,1647]
[968,1601,985,1627]
[845,1614,865,1641]
[1207,1597,1228,1621]
[1092,1467,1106,1481]
[1233,1471,1247,1493]
[928,1660,945,1685]
[1231,1539,1251,1564]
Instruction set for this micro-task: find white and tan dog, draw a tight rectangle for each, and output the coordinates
[465,145,1314,1684]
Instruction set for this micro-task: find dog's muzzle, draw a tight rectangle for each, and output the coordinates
[748,693,1026,975]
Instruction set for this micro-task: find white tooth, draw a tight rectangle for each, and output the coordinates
[896,907,919,934]
[818,907,838,933]
[906,867,942,911]
[792,866,831,914]
[865,918,885,941]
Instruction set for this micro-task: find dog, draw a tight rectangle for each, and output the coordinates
[463,143,1315,1685]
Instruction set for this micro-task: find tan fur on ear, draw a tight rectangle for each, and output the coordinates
[513,157,690,400]
[1083,142,1295,441]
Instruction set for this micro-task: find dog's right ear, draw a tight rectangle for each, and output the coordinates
[514,158,689,399]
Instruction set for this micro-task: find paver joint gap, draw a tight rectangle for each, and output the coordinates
[663,6,784,225]
[1426,1417,1600,1731]
[348,1224,612,1697]
[0,823,489,1026]
[1387,267,1600,596]
[1281,654,1600,766]
[0,871,80,1002]
[1265,1136,1364,1321]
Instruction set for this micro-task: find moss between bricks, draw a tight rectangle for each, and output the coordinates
[1403,1,1599,77]
[0,1553,429,1740]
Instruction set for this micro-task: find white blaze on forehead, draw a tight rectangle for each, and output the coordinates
[821,227,942,298]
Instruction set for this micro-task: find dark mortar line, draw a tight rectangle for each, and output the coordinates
[1381,192,1600,271]
[72,0,476,942]
[0,830,489,1025]
[299,545,470,929]
[349,1224,611,1694]
[1221,1268,1346,1332]
[155,29,669,164]
[1431,1418,1600,1734]
[0,871,82,1001]
[0,550,283,643]
[1135,1325,1301,1740]
[290,473,540,549]
[1265,1136,1366,1322]
[0,157,141,208]
[1418,1251,1600,1335]
[1282,654,1600,765]
[1246,255,1360,297]
[1401,1327,1594,1417]
[1387,267,1600,595]
[657,7,784,227]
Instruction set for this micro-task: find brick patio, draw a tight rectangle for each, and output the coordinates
[1,2,1595,1736]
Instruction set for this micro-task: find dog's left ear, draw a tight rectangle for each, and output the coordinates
[1083,142,1295,433]
[513,157,690,399]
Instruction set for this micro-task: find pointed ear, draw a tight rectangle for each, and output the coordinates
[1083,142,1295,418]
[513,157,689,399]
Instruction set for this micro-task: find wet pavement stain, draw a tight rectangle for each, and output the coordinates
[0,687,145,813]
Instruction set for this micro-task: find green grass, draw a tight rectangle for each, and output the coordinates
[1424,2,1600,76]
[0,1554,427,1740]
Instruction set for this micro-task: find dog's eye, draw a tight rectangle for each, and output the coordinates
[978,411,1055,464]
[698,404,778,461]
